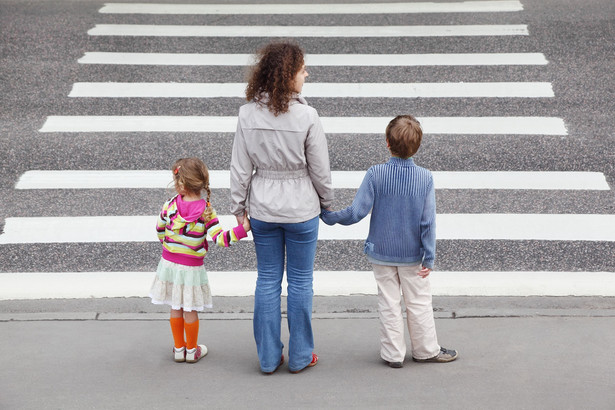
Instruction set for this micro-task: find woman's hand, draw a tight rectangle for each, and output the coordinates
[242,214,251,232]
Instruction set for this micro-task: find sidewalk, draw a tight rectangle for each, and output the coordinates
[2,297,615,409]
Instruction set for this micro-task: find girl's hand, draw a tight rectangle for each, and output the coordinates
[242,212,251,232]
[418,266,431,278]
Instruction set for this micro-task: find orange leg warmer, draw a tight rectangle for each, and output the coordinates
[185,319,200,350]
[170,317,186,349]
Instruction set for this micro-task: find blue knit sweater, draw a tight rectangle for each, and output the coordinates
[320,157,436,268]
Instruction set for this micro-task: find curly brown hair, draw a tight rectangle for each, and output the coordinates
[172,157,214,222]
[246,41,305,116]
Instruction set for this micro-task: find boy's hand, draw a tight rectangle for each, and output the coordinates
[418,266,431,278]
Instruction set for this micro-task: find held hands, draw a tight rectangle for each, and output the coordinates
[237,211,251,232]
[242,216,251,232]
[319,207,335,225]
[418,266,431,278]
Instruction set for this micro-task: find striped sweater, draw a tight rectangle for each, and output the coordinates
[320,157,436,268]
[156,194,247,266]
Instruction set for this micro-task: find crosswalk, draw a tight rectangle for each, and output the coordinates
[15,170,610,190]
[3,214,615,243]
[68,82,555,98]
[2,1,613,300]
[78,52,550,66]
[87,24,530,37]
[97,1,526,14]
[39,116,567,134]
[2,271,614,298]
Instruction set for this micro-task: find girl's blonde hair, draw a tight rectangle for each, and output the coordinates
[172,157,214,222]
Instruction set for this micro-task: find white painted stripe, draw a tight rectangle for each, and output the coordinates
[69,82,245,98]
[39,116,568,135]
[2,214,615,244]
[79,52,254,66]
[15,170,611,191]
[433,214,615,240]
[99,2,524,15]
[69,82,555,98]
[87,24,529,38]
[0,215,168,244]
[1,271,613,299]
[39,116,237,133]
[16,170,177,189]
[432,171,611,190]
[78,52,549,66]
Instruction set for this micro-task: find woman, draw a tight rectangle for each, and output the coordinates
[230,41,334,374]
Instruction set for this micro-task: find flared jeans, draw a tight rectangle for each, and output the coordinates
[251,216,319,373]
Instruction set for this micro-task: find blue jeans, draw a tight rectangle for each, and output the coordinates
[251,216,319,372]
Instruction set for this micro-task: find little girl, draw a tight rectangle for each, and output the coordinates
[149,157,250,363]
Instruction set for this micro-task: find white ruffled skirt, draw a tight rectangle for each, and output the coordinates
[149,258,213,311]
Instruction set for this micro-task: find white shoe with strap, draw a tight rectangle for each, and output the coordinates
[186,345,208,363]
[174,346,186,363]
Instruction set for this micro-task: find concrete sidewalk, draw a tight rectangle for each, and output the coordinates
[2,297,615,409]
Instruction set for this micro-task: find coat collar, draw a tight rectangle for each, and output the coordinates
[254,92,308,106]
[388,157,415,167]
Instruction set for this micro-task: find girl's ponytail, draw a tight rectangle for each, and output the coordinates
[202,186,214,222]
[172,158,214,222]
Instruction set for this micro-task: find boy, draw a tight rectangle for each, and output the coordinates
[320,115,458,368]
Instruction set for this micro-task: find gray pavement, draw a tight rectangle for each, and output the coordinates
[2,296,615,409]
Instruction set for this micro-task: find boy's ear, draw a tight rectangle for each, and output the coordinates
[386,138,390,148]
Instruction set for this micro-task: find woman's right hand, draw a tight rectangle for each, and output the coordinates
[243,216,251,232]
[240,211,250,232]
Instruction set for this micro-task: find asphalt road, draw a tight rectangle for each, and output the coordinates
[1,0,614,276]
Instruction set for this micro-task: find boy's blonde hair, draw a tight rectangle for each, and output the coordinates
[385,115,423,159]
[172,157,214,221]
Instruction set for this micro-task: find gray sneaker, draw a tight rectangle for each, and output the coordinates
[412,347,458,363]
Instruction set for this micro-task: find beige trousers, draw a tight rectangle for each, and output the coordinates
[372,263,440,362]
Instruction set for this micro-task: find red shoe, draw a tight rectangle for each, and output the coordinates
[290,353,318,373]
[263,354,284,375]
